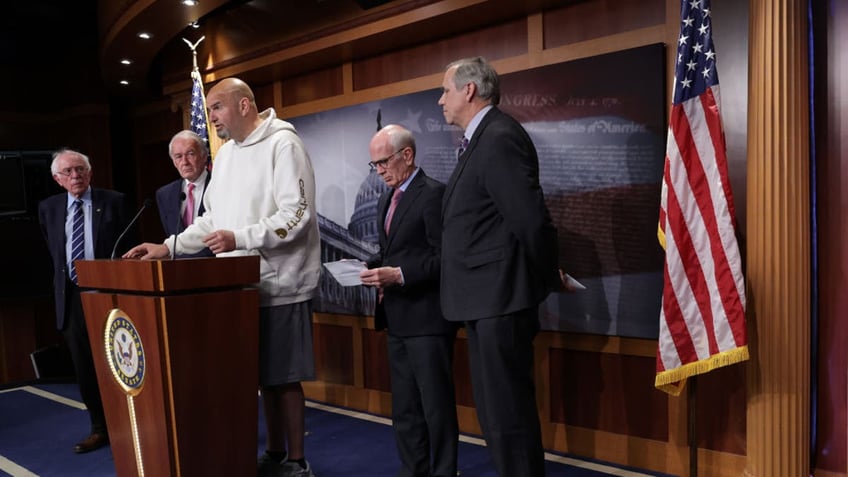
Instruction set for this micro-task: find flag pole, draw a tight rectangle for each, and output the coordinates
[182,37,206,97]
[687,376,697,477]
[182,36,205,71]
[181,36,217,161]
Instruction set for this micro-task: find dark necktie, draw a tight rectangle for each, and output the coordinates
[457,136,469,159]
[183,183,195,226]
[384,189,403,234]
[69,200,84,284]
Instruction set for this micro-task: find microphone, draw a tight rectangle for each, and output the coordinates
[112,199,153,259]
[172,192,186,260]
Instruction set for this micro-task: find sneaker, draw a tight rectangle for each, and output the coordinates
[257,453,285,477]
[281,460,315,477]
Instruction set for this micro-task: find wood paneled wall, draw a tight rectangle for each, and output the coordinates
[137,0,757,475]
[307,312,747,476]
[5,0,845,474]
[813,0,848,474]
[745,0,811,474]
[274,2,743,474]
[137,0,838,475]
[0,105,115,385]
[0,298,58,383]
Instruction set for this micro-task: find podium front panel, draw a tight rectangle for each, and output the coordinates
[79,256,259,477]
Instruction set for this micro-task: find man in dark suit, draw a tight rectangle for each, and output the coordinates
[438,57,562,476]
[360,124,458,477]
[38,148,135,453]
[155,130,213,258]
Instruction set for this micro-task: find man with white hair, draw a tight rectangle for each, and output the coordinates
[39,148,135,453]
[155,129,212,257]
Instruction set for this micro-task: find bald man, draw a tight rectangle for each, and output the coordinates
[360,125,457,477]
[125,78,320,477]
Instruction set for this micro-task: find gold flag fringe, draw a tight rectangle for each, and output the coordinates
[655,345,749,396]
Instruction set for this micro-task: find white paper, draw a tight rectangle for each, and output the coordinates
[564,273,586,290]
[323,259,367,286]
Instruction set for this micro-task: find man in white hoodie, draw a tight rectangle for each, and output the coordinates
[125,77,321,477]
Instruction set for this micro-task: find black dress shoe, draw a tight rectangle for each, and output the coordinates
[73,432,109,453]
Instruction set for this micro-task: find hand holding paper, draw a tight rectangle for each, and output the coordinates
[360,266,403,288]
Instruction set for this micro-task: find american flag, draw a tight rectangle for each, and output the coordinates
[655,0,748,395]
[190,69,211,156]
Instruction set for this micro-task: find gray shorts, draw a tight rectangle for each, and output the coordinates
[258,300,316,386]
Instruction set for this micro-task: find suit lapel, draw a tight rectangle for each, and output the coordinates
[171,180,186,232]
[442,108,498,216]
[90,188,104,251]
[198,171,212,217]
[377,189,390,245]
[384,172,425,250]
[167,182,181,231]
[51,195,69,263]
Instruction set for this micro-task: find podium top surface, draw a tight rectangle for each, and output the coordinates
[75,256,260,293]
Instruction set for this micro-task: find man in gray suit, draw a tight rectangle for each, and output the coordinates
[360,124,458,477]
[438,57,561,477]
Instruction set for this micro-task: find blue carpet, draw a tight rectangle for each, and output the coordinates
[0,383,674,477]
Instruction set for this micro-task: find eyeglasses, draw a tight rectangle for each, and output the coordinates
[368,148,406,171]
[55,166,89,177]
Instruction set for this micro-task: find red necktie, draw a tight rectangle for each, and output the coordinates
[183,183,195,226]
[384,189,402,234]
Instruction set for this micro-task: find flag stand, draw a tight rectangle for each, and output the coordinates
[688,376,698,477]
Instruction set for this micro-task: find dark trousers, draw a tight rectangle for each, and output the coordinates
[465,309,545,477]
[64,282,107,434]
[388,333,458,477]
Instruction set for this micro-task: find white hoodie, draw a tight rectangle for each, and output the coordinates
[168,108,321,306]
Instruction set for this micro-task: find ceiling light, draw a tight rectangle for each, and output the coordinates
[182,0,198,5]
[189,21,200,29]
[138,32,152,39]
[120,59,132,65]
[120,80,130,85]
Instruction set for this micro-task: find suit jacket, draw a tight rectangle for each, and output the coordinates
[441,107,560,322]
[155,174,213,258]
[38,188,135,329]
[366,170,453,337]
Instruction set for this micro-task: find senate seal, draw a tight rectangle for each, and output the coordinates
[104,309,146,396]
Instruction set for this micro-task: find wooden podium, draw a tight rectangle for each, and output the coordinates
[76,256,260,477]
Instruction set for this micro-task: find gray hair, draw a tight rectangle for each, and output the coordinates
[382,124,417,157]
[50,148,91,175]
[168,130,208,158]
[447,56,500,105]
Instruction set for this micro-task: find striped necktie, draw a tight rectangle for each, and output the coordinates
[69,200,84,284]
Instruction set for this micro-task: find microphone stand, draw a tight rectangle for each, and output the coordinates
[112,199,152,259]
[172,192,186,260]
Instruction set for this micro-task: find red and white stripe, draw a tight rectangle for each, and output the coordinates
[656,84,747,393]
